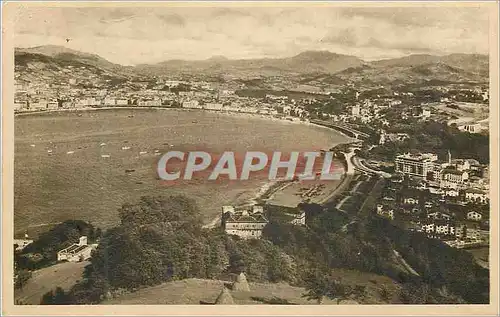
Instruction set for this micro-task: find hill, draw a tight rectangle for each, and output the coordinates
[14,45,489,85]
[15,261,89,305]
[135,50,365,77]
[103,272,400,305]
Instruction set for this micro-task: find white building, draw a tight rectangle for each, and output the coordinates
[465,188,489,204]
[182,100,201,109]
[57,236,93,262]
[222,206,269,239]
[458,123,483,134]
[467,211,483,221]
[395,153,438,178]
[14,239,33,251]
[352,104,360,117]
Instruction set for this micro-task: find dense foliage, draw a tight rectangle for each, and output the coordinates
[370,120,489,164]
[38,194,488,305]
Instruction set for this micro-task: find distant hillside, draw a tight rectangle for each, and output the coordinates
[135,50,365,77]
[14,45,489,85]
[15,46,135,80]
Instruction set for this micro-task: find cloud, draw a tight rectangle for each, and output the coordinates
[13,6,490,65]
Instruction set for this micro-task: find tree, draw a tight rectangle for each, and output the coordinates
[40,287,70,305]
[14,269,32,289]
[302,267,352,304]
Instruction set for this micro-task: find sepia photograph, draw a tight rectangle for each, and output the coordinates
[1,1,498,315]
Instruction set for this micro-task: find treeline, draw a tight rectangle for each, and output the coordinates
[370,120,489,164]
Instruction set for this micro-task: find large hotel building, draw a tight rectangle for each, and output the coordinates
[395,153,439,178]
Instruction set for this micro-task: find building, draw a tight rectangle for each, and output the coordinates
[221,206,269,239]
[441,168,469,188]
[290,211,306,225]
[376,204,395,220]
[14,238,33,251]
[395,153,438,178]
[351,104,360,117]
[467,211,483,221]
[465,188,489,204]
[182,100,201,109]
[458,123,482,134]
[204,103,223,111]
[57,236,93,262]
[421,109,431,119]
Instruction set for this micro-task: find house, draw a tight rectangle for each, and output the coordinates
[376,204,395,220]
[465,188,489,204]
[14,239,34,251]
[444,188,460,197]
[290,211,306,226]
[458,123,482,134]
[403,197,419,205]
[182,100,201,109]
[441,168,469,188]
[467,211,483,221]
[57,236,93,262]
[222,206,269,239]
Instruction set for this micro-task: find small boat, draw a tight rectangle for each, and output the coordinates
[122,146,131,150]
[77,114,83,117]
[30,144,36,147]
[154,149,160,153]
[77,147,82,150]
[139,151,148,155]
[125,169,135,173]
[47,150,53,153]
[154,152,162,156]
[66,151,74,155]
[101,154,110,158]
[192,120,198,123]
[99,143,106,147]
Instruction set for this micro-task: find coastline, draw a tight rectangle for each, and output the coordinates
[15,106,354,229]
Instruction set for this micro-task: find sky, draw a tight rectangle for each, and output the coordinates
[13,5,490,66]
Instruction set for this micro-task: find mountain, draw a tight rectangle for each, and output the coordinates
[371,54,488,79]
[15,45,135,78]
[135,50,365,77]
[14,45,489,85]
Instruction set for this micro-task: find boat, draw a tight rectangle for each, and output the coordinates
[30,144,36,147]
[139,151,148,155]
[47,150,52,154]
[101,154,110,158]
[122,146,131,150]
[99,143,106,146]
[125,169,135,173]
[192,120,198,123]
[66,151,74,155]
